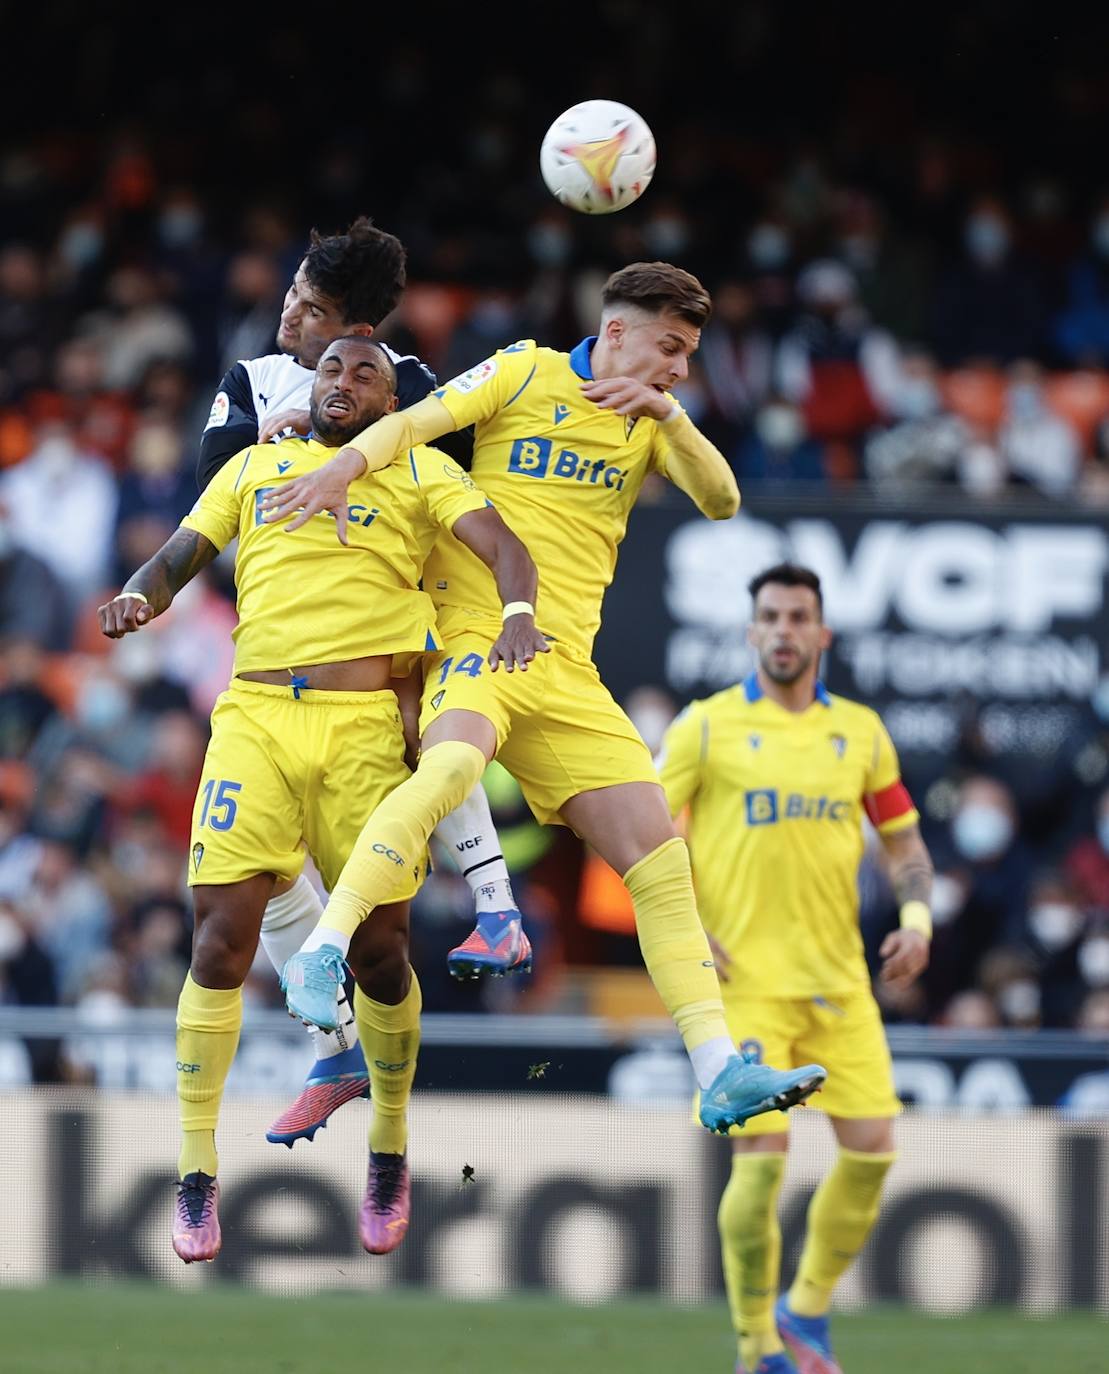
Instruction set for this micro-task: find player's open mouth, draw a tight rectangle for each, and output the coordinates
[323,397,352,415]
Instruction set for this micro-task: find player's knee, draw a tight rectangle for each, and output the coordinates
[191,914,256,987]
[353,949,410,1003]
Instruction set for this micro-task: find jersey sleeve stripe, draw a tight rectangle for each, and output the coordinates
[504,363,537,408]
[409,450,420,485]
[232,450,252,491]
[864,779,917,831]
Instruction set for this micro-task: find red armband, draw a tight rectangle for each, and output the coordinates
[864,779,916,829]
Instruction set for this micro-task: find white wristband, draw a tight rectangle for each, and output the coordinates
[501,601,535,621]
[113,591,149,606]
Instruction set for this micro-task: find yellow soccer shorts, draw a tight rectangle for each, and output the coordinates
[418,615,657,826]
[188,679,422,898]
[694,987,902,1134]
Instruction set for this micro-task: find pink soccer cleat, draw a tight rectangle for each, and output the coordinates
[172,1172,221,1263]
[359,1152,410,1255]
[265,1044,370,1147]
[447,911,532,980]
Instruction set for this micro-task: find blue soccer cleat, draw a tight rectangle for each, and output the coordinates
[447,910,532,980]
[775,1296,843,1374]
[281,945,348,1031]
[265,1043,370,1147]
[699,1052,826,1134]
[737,1354,796,1374]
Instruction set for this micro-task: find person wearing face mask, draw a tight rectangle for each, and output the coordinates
[774,259,901,476]
[0,503,71,651]
[0,421,118,609]
[1054,194,1109,367]
[997,359,1081,498]
[863,348,971,487]
[1063,784,1109,912]
[1021,872,1091,1026]
[923,774,1035,1016]
[932,193,1046,366]
[736,395,827,481]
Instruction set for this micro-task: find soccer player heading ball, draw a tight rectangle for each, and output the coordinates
[264,260,827,1141]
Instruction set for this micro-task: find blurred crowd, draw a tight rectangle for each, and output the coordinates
[2,5,1109,1068]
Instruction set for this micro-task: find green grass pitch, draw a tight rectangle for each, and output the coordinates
[1,1284,1104,1373]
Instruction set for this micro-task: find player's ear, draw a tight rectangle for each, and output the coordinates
[745,622,757,648]
[604,316,624,348]
[385,395,398,413]
[819,624,833,651]
[349,322,375,338]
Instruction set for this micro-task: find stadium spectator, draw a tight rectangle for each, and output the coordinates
[696,278,774,455]
[997,359,1082,498]
[922,775,1034,1013]
[774,259,900,476]
[0,421,118,608]
[863,348,972,487]
[932,195,1046,366]
[1053,194,1109,367]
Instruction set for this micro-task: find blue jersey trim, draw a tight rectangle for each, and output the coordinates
[425,628,437,650]
[744,671,832,707]
[569,337,597,380]
[409,450,419,484]
[504,362,537,408]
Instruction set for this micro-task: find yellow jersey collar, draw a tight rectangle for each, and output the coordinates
[743,671,832,708]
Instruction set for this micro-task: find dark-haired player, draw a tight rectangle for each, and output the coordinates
[197,219,527,1150]
[658,563,933,1374]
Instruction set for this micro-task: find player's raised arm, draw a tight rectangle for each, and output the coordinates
[261,393,458,534]
[651,406,740,521]
[449,507,549,673]
[97,528,219,638]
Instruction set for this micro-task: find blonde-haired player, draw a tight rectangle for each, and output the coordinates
[99,336,545,1263]
[262,263,826,1135]
[658,563,933,1374]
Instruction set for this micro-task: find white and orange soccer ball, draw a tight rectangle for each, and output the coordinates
[539,100,656,214]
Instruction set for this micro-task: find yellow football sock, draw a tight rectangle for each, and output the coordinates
[175,972,242,1179]
[624,838,731,1052]
[355,970,422,1157]
[719,1152,788,1369]
[326,742,487,940]
[788,1147,896,1316]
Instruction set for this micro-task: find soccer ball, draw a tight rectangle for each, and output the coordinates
[539,100,656,215]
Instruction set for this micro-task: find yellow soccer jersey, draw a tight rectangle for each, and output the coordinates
[181,437,490,674]
[658,673,919,999]
[424,337,677,657]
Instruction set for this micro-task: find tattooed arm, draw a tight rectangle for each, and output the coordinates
[876,823,934,989]
[98,529,219,639]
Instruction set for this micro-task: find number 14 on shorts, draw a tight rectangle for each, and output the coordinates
[437,653,483,684]
[198,778,242,831]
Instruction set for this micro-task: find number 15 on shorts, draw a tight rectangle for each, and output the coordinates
[198,778,242,831]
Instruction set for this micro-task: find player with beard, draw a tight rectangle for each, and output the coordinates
[198,218,531,1150]
[101,336,545,1263]
[657,563,933,1374]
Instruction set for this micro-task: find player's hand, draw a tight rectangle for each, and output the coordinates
[879,928,929,990]
[258,408,312,444]
[580,377,677,422]
[260,447,366,544]
[98,593,155,639]
[488,615,550,674]
[707,931,733,983]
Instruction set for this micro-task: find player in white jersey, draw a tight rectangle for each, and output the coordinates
[194,217,529,1146]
